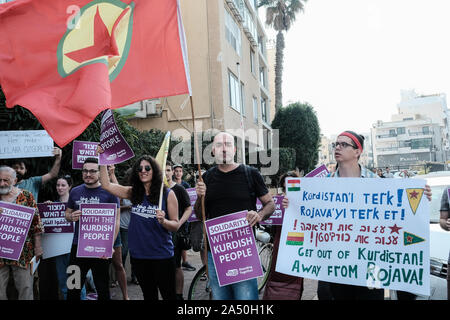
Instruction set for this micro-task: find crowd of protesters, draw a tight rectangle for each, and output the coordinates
[0,130,448,301]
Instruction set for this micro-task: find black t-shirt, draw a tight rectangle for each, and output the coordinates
[202,164,268,220]
[171,183,191,233]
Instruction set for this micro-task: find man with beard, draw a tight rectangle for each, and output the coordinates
[0,166,44,300]
[11,147,62,201]
[64,158,120,300]
[194,131,275,300]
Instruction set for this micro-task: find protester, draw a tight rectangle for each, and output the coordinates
[173,164,190,189]
[263,171,303,300]
[98,154,179,300]
[107,165,129,300]
[377,168,385,178]
[384,167,394,178]
[438,187,450,300]
[65,158,120,300]
[195,131,275,300]
[0,166,44,300]
[11,147,62,201]
[165,161,193,300]
[282,130,432,300]
[37,174,73,300]
[173,164,196,272]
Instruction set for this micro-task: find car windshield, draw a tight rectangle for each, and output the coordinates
[430,185,446,223]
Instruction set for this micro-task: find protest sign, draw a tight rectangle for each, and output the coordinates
[0,201,35,261]
[305,164,329,177]
[259,196,285,225]
[276,178,430,296]
[205,210,263,286]
[37,203,73,234]
[98,109,134,165]
[0,130,53,159]
[186,188,199,222]
[72,141,99,169]
[77,203,117,258]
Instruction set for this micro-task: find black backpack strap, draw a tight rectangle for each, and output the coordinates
[243,165,257,211]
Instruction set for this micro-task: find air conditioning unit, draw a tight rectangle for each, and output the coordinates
[142,98,161,115]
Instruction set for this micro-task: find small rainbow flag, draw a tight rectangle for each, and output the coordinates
[287,179,301,192]
[286,232,304,245]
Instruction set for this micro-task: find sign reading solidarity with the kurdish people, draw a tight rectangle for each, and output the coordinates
[0,201,35,261]
[205,210,263,286]
[77,203,117,259]
[276,178,430,296]
[37,203,73,234]
[99,109,135,165]
[72,141,99,170]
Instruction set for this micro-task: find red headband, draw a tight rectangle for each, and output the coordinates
[339,132,363,151]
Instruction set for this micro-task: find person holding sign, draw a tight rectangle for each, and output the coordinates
[282,131,432,300]
[11,147,62,201]
[64,158,120,300]
[0,166,44,300]
[195,131,275,300]
[98,154,179,300]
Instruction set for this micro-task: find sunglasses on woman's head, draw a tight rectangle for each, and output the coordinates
[137,165,152,172]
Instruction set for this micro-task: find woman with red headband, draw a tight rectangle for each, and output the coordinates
[282,130,432,300]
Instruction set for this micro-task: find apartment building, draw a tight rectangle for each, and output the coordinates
[120,0,273,160]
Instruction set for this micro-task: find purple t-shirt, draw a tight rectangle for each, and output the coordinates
[67,184,120,244]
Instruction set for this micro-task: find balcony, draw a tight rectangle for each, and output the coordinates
[226,0,244,22]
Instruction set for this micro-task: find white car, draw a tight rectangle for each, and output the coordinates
[412,171,450,300]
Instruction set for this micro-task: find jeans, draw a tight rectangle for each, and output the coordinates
[67,245,110,300]
[207,251,259,300]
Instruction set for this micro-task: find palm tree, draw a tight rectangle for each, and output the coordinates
[258,0,306,112]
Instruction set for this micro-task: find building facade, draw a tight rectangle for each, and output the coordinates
[371,90,448,170]
[120,0,273,162]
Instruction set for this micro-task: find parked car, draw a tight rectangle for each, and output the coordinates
[411,172,450,300]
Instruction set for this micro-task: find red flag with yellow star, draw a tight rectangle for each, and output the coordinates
[0,0,190,147]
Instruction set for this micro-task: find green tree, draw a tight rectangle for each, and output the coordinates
[258,0,307,112]
[271,102,320,172]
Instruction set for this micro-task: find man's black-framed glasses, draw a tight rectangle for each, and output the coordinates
[332,141,358,149]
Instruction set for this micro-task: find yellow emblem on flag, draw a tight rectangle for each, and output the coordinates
[406,188,424,214]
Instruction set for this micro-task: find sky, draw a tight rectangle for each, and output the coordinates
[263,0,450,138]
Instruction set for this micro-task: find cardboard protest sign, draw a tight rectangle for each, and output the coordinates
[276,178,430,296]
[98,109,134,165]
[72,141,99,169]
[205,210,263,286]
[0,201,35,261]
[37,203,73,234]
[77,203,117,258]
[0,130,53,159]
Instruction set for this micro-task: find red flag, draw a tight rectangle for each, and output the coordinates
[0,0,190,147]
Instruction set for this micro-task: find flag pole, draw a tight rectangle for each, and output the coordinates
[189,95,209,279]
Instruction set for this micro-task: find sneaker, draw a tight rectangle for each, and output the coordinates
[182,261,196,271]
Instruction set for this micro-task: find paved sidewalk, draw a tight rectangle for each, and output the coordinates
[110,249,318,300]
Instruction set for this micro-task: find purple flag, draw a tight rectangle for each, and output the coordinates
[205,210,263,286]
[0,201,35,261]
[37,203,73,234]
[98,110,134,165]
[77,203,117,258]
[72,141,99,170]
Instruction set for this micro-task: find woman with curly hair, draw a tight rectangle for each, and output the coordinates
[99,155,179,300]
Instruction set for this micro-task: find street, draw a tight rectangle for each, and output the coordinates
[109,249,318,300]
